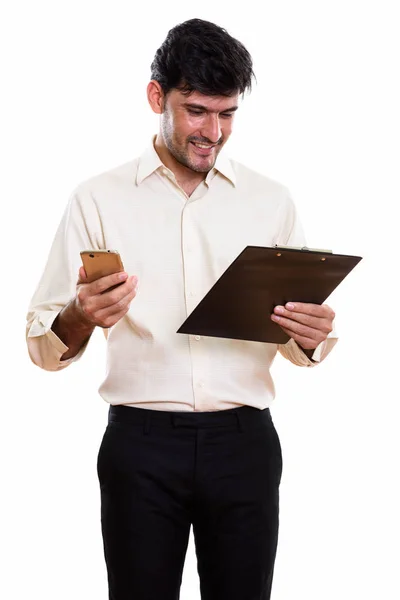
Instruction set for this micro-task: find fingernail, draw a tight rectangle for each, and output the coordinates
[271,314,280,321]
[286,303,295,310]
[275,306,284,314]
[119,272,128,280]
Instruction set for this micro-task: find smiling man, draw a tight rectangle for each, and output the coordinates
[153,88,238,195]
[26,17,337,600]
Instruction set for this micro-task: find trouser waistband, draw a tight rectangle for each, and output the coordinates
[108,404,271,433]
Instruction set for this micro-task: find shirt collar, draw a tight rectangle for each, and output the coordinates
[212,148,236,187]
[136,136,236,187]
[136,136,165,185]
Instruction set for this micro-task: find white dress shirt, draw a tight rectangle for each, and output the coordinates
[26,136,337,411]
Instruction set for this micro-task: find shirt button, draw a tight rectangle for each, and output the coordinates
[198,381,204,388]
[195,335,201,341]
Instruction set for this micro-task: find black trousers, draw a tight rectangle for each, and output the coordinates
[97,404,283,600]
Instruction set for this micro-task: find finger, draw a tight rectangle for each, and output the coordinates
[278,302,335,320]
[273,305,328,329]
[88,277,138,312]
[93,288,137,327]
[278,325,320,350]
[77,266,88,283]
[271,313,323,341]
[97,309,131,329]
[102,276,138,307]
[89,271,129,295]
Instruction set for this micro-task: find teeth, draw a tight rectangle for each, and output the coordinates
[193,143,213,149]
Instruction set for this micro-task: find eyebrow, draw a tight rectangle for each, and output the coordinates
[184,103,239,114]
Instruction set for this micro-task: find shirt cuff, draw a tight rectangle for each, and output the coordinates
[26,310,88,371]
[278,333,338,367]
[310,334,338,363]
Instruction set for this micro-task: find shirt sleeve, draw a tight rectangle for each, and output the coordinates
[26,188,104,371]
[274,187,339,367]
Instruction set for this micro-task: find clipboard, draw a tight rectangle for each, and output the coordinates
[177,245,362,344]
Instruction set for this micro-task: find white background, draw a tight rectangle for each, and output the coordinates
[1,1,399,599]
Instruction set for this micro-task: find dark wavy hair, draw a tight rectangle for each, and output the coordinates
[150,18,256,97]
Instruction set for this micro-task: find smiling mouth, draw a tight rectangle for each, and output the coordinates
[191,142,215,149]
[190,141,216,155]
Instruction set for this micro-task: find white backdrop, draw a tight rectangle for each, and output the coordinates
[1,1,399,599]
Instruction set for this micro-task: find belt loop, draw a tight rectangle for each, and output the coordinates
[235,411,243,433]
[143,414,151,435]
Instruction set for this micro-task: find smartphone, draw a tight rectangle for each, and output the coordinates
[80,250,125,285]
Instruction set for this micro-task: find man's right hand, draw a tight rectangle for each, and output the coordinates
[51,267,139,360]
[74,266,139,329]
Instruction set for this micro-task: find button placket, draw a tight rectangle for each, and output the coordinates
[181,203,210,410]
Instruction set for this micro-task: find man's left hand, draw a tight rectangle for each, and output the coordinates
[271,302,335,350]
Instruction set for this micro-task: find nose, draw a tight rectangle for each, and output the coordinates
[201,114,222,145]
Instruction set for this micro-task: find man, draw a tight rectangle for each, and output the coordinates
[26,18,336,600]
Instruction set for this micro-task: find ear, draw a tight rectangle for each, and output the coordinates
[147,80,165,114]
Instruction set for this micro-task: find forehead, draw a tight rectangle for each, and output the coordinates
[170,89,240,112]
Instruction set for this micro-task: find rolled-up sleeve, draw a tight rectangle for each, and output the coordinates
[274,188,339,367]
[278,321,338,367]
[26,309,90,371]
[26,188,103,371]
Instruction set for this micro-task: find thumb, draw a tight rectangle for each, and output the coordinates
[77,266,88,284]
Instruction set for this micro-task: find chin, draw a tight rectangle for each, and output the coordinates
[189,152,217,172]
[190,160,215,173]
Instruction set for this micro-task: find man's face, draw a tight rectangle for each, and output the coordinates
[160,89,239,173]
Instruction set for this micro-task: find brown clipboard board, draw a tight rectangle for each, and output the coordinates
[177,245,362,344]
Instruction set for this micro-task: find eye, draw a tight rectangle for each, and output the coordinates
[188,109,203,115]
[221,113,234,119]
